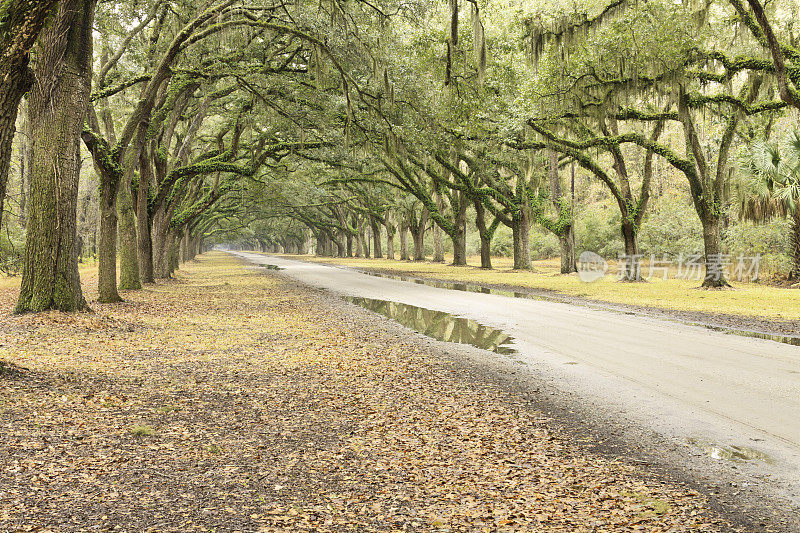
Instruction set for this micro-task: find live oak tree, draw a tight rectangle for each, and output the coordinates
[15,0,96,313]
[0,0,58,238]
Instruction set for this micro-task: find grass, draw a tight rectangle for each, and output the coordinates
[129,425,156,437]
[277,254,800,321]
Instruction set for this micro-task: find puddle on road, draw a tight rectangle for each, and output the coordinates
[360,271,800,348]
[259,264,284,270]
[362,271,538,301]
[688,438,775,464]
[694,324,800,346]
[345,296,517,355]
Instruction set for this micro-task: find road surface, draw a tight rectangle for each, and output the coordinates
[233,251,800,506]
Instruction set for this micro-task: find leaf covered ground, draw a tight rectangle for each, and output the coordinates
[1,253,736,531]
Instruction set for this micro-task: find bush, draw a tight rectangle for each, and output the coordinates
[530,228,561,259]
[575,205,623,258]
[490,225,514,257]
[638,193,703,257]
[724,219,792,277]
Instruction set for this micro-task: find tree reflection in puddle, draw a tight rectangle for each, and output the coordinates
[345,296,517,355]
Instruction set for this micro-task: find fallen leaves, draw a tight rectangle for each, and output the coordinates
[0,253,735,531]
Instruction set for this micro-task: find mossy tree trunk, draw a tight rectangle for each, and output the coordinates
[546,149,577,275]
[152,206,172,279]
[370,218,383,259]
[410,207,428,261]
[137,148,155,283]
[117,177,141,289]
[433,225,445,262]
[384,220,396,260]
[474,200,493,269]
[98,168,122,302]
[511,206,532,270]
[0,0,59,238]
[411,226,425,261]
[699,214,731,288]
[791,209,800,281]
[0,73,31,237]
[15,0,96,314]
[450,192,469,266]
[399,224,409,260]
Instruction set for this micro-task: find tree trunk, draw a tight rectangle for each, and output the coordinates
[450,194,468,266]
[511,207,532,270]
[371,219,383,258]
[700,214,731,288]
[117,179,141,289]
[385,223,395,260]
[559,227,577,274]
[15,0,95,313]
[474,201,492,269]
[137,149,154,283]
[452,230,467,266]
[619,221,641,281]
[0,74,30,238]
[97,175,122,302]
[19,102,30,227]
[791,210,800,281]
[355,219,365,257]
[335,232,346,257]
[181,228,189,262]
[152,208,172,279]
[346,232,353,257]
[433,224,444,262]
[412,227,425,261]
[399,225,409,260]
[168,235,179,275]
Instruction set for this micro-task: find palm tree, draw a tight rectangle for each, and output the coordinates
[741,131,800,281]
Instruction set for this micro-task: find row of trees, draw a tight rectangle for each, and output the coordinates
[2,0,800,314]
[215,0,800,286]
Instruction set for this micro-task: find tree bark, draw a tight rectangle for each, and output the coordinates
[19,102,31,227]
[559,227,576,274]
[411,207,428,261]
[474,201,492,269]
[355,219,365,257]
[511,207,532,270]
[412,227,425,261]
[152,206,172,278]
[451,195,468,266]
[117,179,141,289]
[0,72,30,238]
[15,0,95,313]
[399,224,409,260]
[137,148,155,282]
[0,0,59,237]
[168,234,179,275]
[791,209,800,281]
[97,173,122,302]
[385,222,395,260]
[547,147,577,274]
[370,218,383,258]
[619,220,641,281]
[700,214,731,288]
[433,224,445,262]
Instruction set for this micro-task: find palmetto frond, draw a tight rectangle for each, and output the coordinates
[740,131,800,222]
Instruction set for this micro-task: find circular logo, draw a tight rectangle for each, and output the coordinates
[577,251,608,282]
